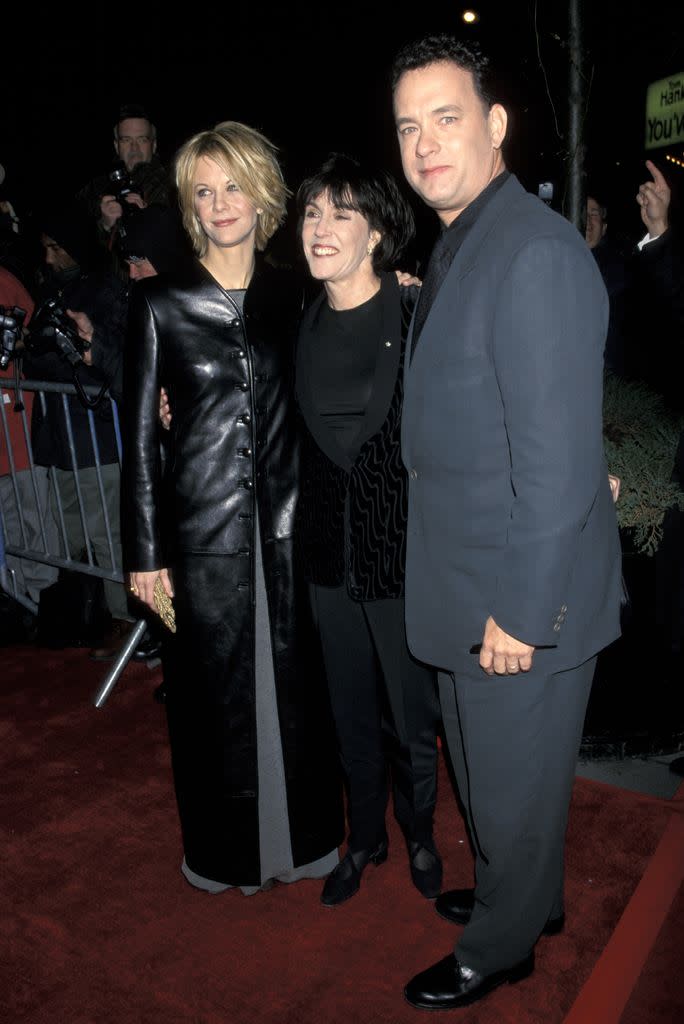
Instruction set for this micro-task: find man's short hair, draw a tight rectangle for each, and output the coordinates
[391,33,498,111]
[114,104,157,142]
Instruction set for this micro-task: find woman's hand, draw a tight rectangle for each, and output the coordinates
[395,270,422,288]
[159,387,172,430]
[128,568,174,613]
[608,474,621,503]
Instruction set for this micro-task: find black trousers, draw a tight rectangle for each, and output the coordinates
[438,650,596,973]
[309,583,440,852]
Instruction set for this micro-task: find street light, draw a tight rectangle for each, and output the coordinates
[462,10,479,24]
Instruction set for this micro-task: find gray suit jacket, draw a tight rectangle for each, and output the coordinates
[401,174,622,671]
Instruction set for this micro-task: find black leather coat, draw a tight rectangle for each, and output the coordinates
[121,257,343,885]
[295,273,416,601]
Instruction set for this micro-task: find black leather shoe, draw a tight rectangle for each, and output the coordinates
[320,840,388,907]
[404,951,534,1010]
[408,839,443,899]
[435,887,565,935]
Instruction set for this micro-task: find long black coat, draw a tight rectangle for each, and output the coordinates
[121,257,343,885]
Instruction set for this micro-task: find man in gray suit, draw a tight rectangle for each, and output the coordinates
[392,35,623,1010]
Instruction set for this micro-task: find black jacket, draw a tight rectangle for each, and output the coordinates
[25,268,127,469]
[295,273,416,601]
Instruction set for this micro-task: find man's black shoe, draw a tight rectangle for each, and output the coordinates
[435,887,565,935]
[404,951,534,1010]
[320,839,388,907]
[408,839,443,899]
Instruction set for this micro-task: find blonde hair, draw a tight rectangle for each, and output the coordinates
[174,121,289,255]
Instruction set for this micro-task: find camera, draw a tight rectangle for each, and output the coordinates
[108,161,136,214]
[24,298,89,367]
[0,305,26,369]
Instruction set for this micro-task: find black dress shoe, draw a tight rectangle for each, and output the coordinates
[435,887,565,935]
[404,951,534,1010]
[408,839,443,899]
[320,840,388,907]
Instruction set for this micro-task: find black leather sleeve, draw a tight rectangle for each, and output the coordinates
[121,283,163,572]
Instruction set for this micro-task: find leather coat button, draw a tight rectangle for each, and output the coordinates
[237,448,252,457]
[238,413,251,424]
[235,382,249,392]
[242,479,253,490]
[237,349,246,358]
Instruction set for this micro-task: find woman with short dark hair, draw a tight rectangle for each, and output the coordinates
[295,154,442,906]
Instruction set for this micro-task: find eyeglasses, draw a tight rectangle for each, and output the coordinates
[117,136,151,145]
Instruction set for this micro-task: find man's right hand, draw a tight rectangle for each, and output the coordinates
[100,194,123,230]
[636,160,670,239]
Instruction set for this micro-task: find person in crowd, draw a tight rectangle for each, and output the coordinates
[585,193,629,375]
[24,206,130,658]
[117,204,190,282]
[121,121,343,895]
[293,154,442,907]
[391,35,622,1010]
[0,265,58,603]
[77,105,170,276]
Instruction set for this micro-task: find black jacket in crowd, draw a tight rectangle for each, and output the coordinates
[25,268,128,469]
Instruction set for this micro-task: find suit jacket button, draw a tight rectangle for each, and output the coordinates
[560,604,568,614]
[410,468,418,480]
[553,622,561,632]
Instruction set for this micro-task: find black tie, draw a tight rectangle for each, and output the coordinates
[410,232,453,359]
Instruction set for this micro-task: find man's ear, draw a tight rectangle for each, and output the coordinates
[489,104,508,150]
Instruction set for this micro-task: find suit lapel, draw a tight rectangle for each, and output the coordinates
[409,175,526,363]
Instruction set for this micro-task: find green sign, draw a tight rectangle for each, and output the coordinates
[645,73,684,150]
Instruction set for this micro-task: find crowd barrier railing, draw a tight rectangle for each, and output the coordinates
[0,376,147,706]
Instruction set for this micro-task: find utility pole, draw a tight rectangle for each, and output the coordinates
[565,0,586,230]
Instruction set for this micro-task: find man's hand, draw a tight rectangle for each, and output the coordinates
[608,473,620,503]
[159,387,172,430]
[480,616,535,675]
[123,192,146,210]
[100,194,124,230]
[636,160,670,238]
[66,309,94,364]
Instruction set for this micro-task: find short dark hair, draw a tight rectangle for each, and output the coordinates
[114,104,156,140]
[391,33,497,111]
[296,153,414,273]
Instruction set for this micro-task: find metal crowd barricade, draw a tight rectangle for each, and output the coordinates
[0,376,148,707]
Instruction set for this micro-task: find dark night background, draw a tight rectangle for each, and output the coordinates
[3,1,684,262]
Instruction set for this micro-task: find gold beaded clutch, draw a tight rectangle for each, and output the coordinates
[153,576,176,633]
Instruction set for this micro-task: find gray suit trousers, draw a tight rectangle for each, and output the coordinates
[438,651,595,972]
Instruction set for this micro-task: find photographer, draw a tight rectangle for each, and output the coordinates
[77,105,170,277]
[25,206,130,658]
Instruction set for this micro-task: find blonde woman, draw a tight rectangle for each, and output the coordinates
[122,122,343,894]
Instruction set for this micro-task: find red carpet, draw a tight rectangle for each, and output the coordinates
[2,645,683,1024]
